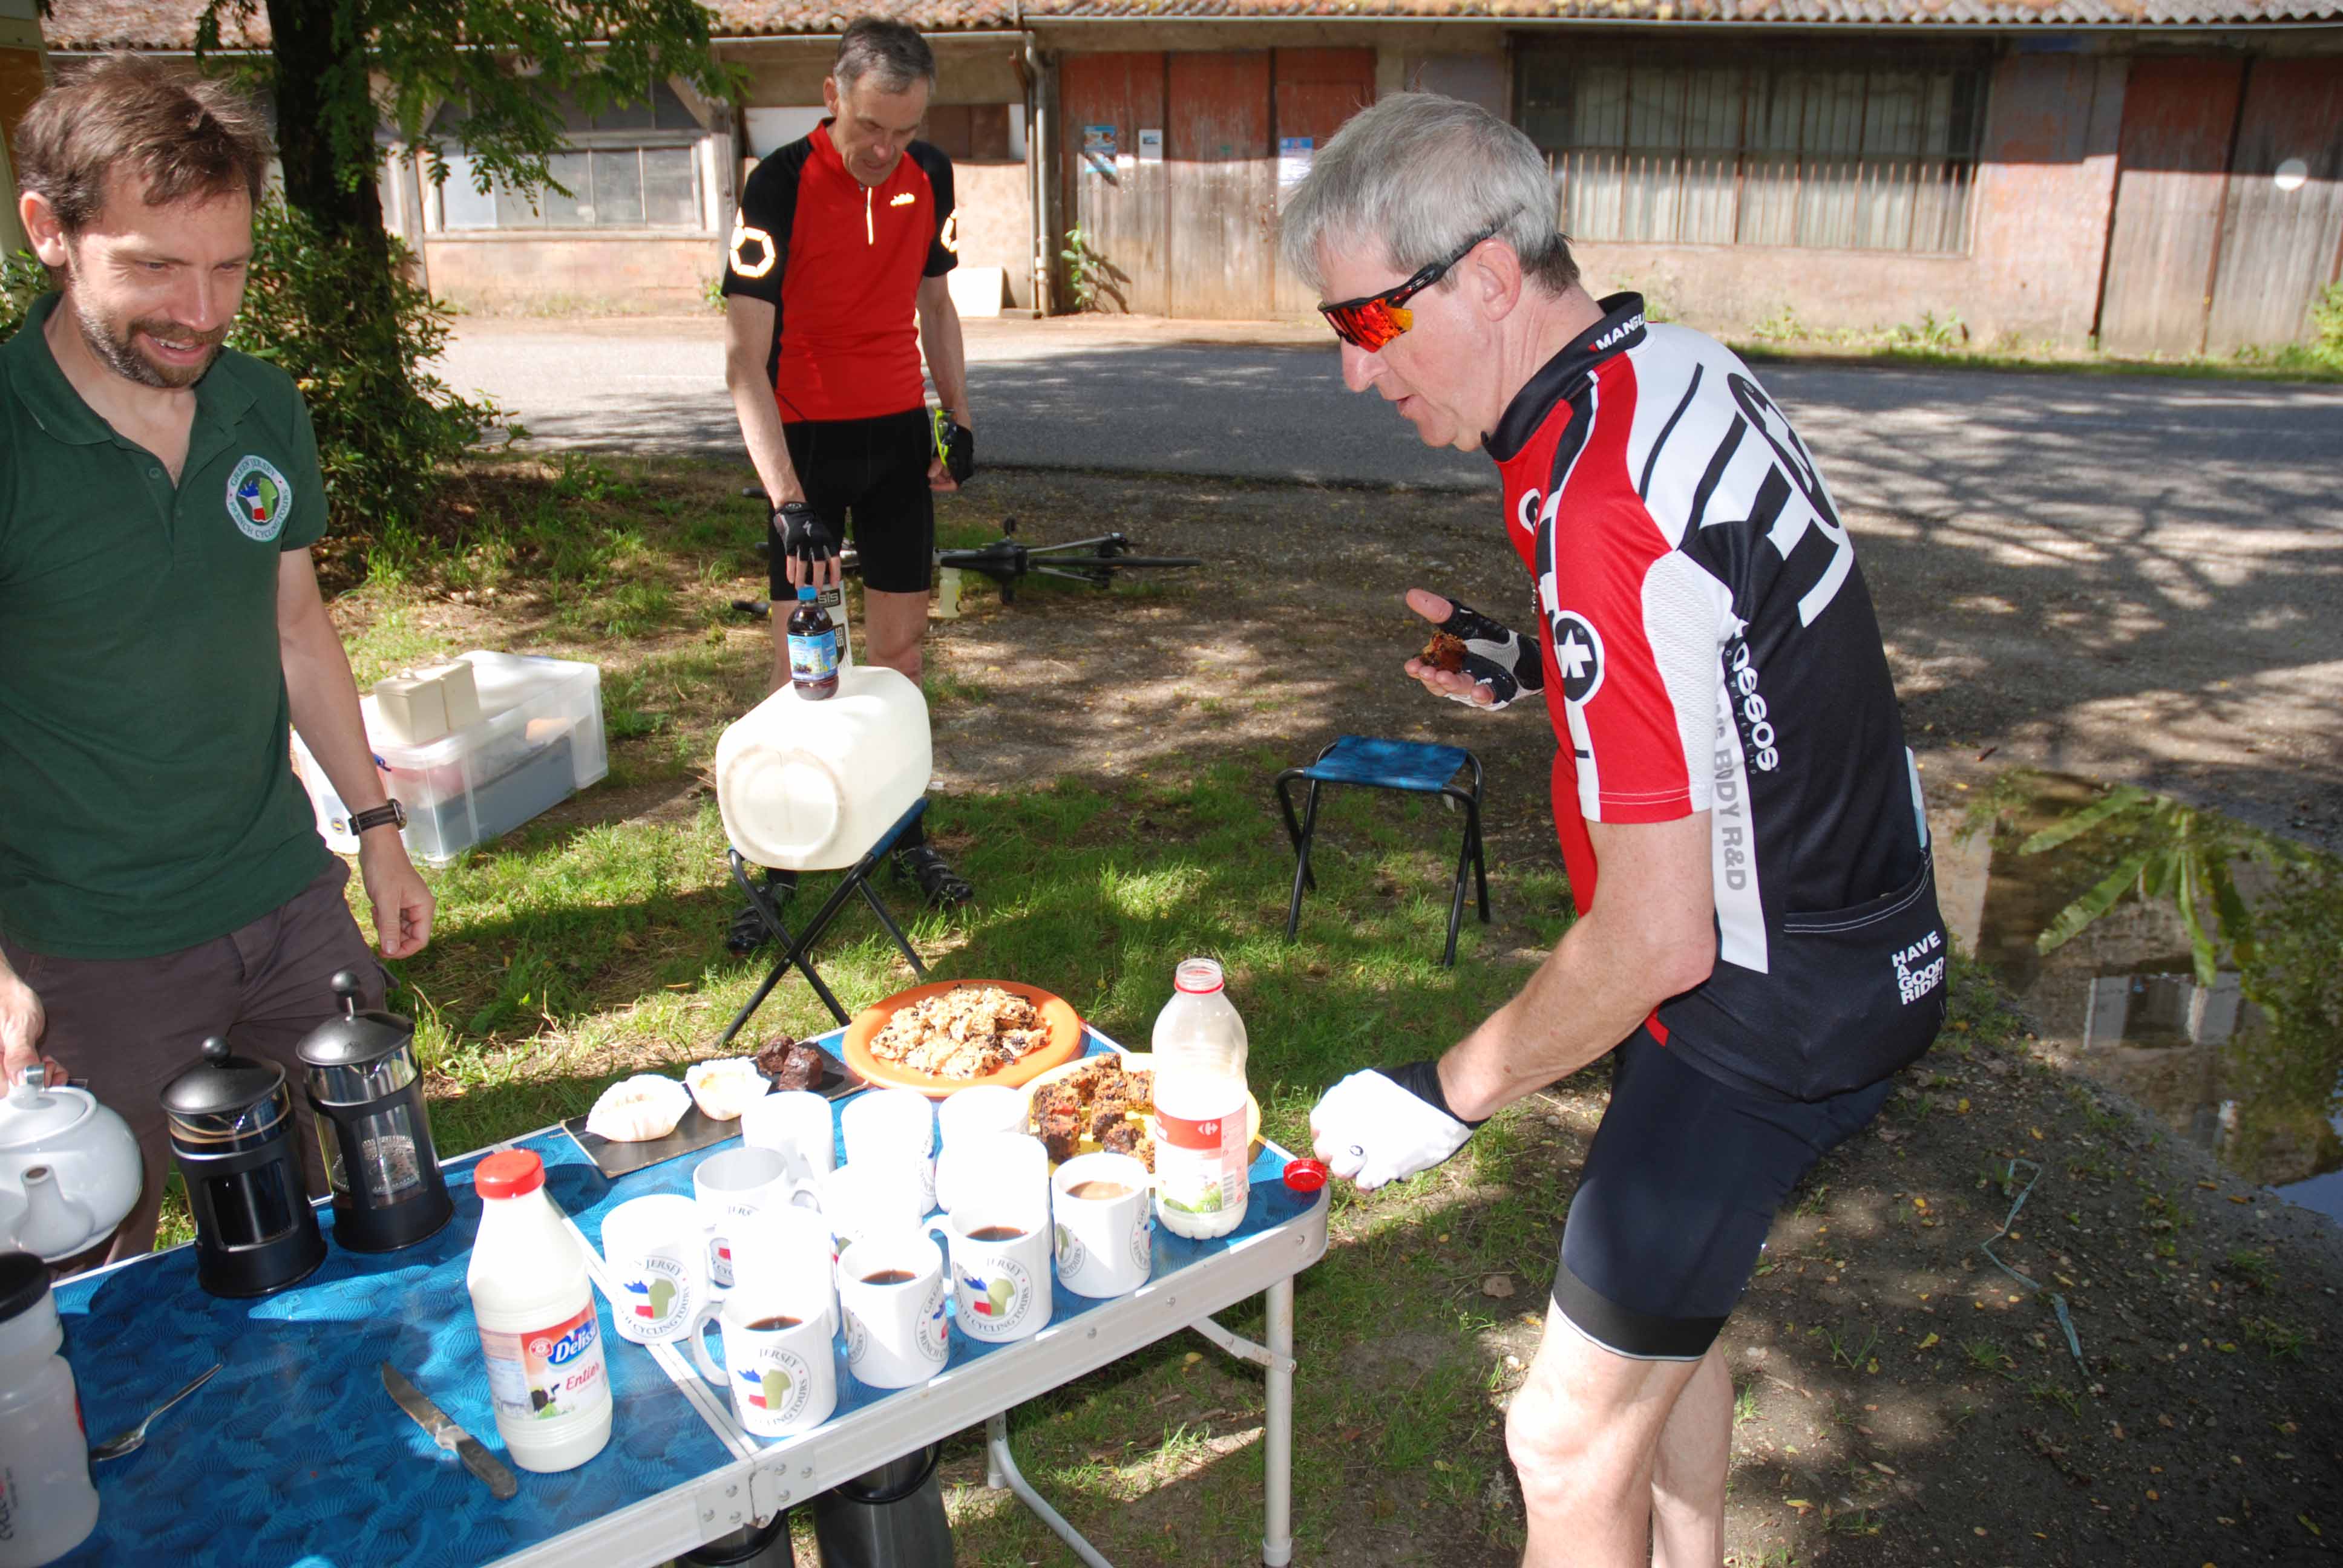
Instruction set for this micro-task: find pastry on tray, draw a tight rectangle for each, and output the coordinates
[585,1074,692,1143]
[685,1057,765,1121]
[755,1036,827,1092]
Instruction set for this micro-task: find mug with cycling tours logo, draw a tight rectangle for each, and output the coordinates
[928,1200,1052,1345]
[686,1275,837,1439]
[600,1194,708,1346]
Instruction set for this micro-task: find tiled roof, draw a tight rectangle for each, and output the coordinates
[41,0,2342,50]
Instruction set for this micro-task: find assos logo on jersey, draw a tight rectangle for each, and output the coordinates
[1892,930,1945,1005]
[1725,639,1781,773]
[1548,612,1604,704]
[531,1319,599,1366]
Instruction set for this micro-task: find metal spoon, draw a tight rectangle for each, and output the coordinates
[91,1362,223,1461]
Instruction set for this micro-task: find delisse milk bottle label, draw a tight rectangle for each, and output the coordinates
[482,1303,606,1422]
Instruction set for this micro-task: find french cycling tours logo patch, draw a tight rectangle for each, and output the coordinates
[226,454,292,541]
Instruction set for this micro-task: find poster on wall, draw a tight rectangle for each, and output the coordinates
[1083,124,1118,179]
[1137,128,1164,164]
[1277,137,1314,207]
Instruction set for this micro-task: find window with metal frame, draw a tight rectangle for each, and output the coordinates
[1515,45,1990,255]
[431,83,708,232]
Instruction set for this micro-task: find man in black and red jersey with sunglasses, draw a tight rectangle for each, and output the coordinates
[719,18,975,937]
[1287,96,1948,1566]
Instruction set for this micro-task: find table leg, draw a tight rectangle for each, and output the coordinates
[1263,1276,1296,1568]
[986,1410,1114,1568]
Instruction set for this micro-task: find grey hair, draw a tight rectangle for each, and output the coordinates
[832,18,937,94]
[1280,93,1578,299]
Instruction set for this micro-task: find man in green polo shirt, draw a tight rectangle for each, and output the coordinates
[0,55,435,1264]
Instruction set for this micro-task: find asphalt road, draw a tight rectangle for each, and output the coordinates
[437,316,2343,544]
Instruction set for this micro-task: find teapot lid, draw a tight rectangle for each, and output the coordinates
[0,1067,94,1146]
[296,970,415,1070]
[160,1037,286,1120]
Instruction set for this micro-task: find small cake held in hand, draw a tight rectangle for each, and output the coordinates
[755,1036,827,1092]
[586,1074,692,1143]
[686,1058,767,1121]
[1421,630,1467,674]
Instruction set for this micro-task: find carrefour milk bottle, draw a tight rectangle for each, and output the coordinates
[1150,958,1250,1241]
[467,1150,612,1472]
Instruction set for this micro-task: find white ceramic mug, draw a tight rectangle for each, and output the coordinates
[936,1131,1049,1221]
[741,1090,837,1184]
[601,1194,712,1345]
[836,1230,950,1389]
[695,1145,816,1290]
[928,1203,1052,1345]
[1051,1152,1155,1299]
[727,1204,839,1331]
[937,1084,1024,1146]
[819,1160,928,1256]
[686,1281,838,1439]
[841,1089,937,1214]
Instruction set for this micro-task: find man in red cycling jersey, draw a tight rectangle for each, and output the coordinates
[720,17,974,941]
[1288,96,1947,1566]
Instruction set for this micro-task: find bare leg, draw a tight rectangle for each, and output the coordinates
[860,587,928,684]
[1509,1302,1707,1568]
[1649,1344,1731,1568]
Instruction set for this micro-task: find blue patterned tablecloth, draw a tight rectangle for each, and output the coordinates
[51,1032,1317,1566]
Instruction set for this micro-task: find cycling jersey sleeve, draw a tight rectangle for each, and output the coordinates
[722,145,804,305]
[908,142,958,278]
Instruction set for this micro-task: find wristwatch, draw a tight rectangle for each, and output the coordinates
[350,800,407,835]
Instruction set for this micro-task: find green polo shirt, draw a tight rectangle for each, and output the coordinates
[0,293,332,959]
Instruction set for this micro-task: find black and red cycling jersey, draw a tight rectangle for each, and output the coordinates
[1490,293,1946,1102]
[721,123,957,423]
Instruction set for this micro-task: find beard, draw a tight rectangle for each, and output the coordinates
[67,286,226,390]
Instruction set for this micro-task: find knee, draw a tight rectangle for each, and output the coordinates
[874,642,922,687]
[1506,1376,1601,1515]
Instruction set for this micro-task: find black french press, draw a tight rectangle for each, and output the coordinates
[161,1037,327,1299]
[295,971,453,1252]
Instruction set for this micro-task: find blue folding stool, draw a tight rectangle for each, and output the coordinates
[716,798,929,1040]
[1273,736,1489,967]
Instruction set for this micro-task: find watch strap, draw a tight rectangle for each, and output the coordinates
[350,800,405,834]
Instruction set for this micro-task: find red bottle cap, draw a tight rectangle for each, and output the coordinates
[1282,1158,1329,1194]
[474,1149,544,1200]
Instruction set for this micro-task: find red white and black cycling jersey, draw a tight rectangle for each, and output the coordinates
[720,125,957,423]
[1490,293,1947,1103]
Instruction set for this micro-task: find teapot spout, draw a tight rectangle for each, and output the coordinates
[15,1165,97,1262]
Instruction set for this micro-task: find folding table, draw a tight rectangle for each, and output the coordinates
[48,1029,1328,1567]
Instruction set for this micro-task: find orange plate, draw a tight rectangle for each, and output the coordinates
[841,980,1086,1099]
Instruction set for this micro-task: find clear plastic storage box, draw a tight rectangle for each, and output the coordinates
[292,652,606,865]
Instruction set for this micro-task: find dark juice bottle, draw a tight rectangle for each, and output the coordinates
[786,585,839,700]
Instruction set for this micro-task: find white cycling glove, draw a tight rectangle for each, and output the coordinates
[1308,1062,1482,1192]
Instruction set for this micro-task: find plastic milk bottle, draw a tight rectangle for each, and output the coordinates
[467,1151,612,1472]
[1150,958,1250,1241]
[0,1251,99,1566]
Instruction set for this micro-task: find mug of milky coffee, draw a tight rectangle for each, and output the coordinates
[928,1200,1052,1344]
[1050,1152,1154,1299]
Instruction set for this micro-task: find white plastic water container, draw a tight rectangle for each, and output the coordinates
[466,1151,611,1473]
[0,1252,99,1566]
[1150,959,1251,1241]
[715,664,931,871]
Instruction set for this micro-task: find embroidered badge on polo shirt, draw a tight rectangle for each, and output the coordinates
[226,454,293,542]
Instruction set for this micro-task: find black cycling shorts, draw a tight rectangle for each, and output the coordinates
[1551,1026,1892,1361]
[774,407,934,596]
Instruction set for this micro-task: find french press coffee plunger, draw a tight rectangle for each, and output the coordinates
[161,1038,326,1299]
[295,971,453,1252]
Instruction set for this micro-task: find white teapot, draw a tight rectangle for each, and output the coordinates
[0,1067,142,1262]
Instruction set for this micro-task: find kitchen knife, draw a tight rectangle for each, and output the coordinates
[380,1361,519,1501]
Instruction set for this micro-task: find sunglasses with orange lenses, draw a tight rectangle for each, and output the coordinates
[1317,229,1498,352]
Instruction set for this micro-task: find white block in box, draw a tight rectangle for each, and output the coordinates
[292,652,606,864]
[372,674,448,746]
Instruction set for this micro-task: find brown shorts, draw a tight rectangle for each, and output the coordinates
[1,860,382,1268]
